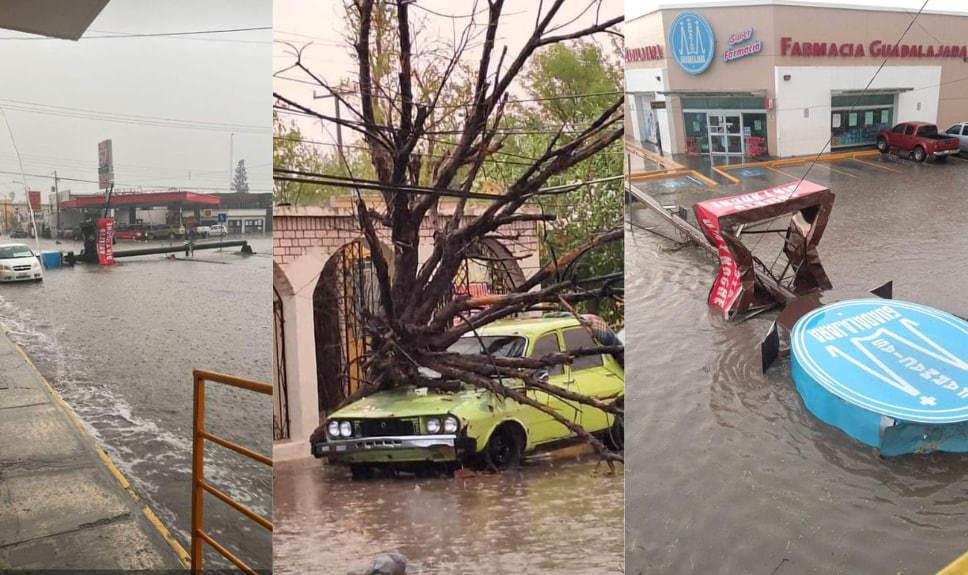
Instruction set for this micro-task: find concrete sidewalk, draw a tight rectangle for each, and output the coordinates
[0,328,187,570]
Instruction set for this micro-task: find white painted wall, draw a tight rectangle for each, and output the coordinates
[774,65,942,157]
[625,67,675,154]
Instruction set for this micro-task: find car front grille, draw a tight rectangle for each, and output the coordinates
[13,265,31,271]
[358,418,416,437]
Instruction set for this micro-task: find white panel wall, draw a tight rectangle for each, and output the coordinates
[625,67,675,155]
[774,65,942,157]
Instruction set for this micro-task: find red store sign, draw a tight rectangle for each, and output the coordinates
[626,45,664,63]
[781,37,968,59]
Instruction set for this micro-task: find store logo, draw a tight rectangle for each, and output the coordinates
[669,11,715,75]
[724,27,764,63]
[792,300,968,423]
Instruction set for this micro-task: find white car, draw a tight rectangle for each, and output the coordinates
[944,122,968,152]
[207,224,228,237]
[0,243,43,282]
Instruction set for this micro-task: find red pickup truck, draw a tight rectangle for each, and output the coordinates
[876,122,960,162]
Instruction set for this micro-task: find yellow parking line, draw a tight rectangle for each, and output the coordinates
[822,163,857,177]
[712,165,742,183]
[938,550,968,575]
[852,158,902,173]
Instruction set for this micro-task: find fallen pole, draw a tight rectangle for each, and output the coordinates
[626,183,798,305]
[113,240,250,258]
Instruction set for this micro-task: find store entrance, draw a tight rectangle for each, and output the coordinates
[708,114,743,156]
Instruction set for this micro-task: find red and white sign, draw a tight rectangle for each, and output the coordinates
[27,190,41,211]
[96,217,115,265]
[625,45,665,63]
[694,181,828,317]
[781,37,968,59]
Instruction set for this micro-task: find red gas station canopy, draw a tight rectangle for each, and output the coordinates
[60,191,220,209]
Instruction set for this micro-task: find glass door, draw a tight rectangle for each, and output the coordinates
[707,113,744,156]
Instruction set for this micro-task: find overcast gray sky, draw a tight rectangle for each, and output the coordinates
[625,0,968,22]
[0,0,271,201]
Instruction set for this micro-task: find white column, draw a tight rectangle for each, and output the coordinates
[275,286,320,461]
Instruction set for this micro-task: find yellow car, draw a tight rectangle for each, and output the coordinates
[312,316,624,477]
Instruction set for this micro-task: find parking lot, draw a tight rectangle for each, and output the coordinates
[631,147,968,202]
[626,149,968,574]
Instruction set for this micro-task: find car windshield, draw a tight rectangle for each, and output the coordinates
[0,245,34,258]
[448,335,527,358]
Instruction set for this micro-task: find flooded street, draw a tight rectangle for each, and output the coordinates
[625,156,968,574]
[0,236,272,568]
[274,457,624,574]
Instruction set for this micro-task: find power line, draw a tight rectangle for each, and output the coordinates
[0,98,267,134]
[0,26,271,41]
[0,168,271,193]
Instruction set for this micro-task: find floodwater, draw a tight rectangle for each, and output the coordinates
[274,456,624,575]
[0,235,272,569]
[626,155,968,574]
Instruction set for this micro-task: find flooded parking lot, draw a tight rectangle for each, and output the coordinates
[0,236,272,568]
[626,154,968,574]
[274,456,624,575]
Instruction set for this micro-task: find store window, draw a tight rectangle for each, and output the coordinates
[830,93,894,148]
[684,112,709,155]
[742,113,768,158]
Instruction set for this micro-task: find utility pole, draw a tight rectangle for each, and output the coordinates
[53,171,59,235]
[229,132,235,191]
[312,91,344,155]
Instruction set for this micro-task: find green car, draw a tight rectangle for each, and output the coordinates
[311,316,624,476]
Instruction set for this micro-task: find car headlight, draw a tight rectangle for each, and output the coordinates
[339,421,353,437]
[327,420,340,438]
[426,418,441,434]
[443,416,459,434]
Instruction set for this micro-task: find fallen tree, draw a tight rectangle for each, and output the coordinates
[275,0,625,464]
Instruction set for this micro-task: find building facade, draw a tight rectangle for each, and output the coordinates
[625,2,968,158]
[272,198,541,460]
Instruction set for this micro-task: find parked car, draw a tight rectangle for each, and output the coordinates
[143,223,186,240]
[311,316,624,477]
[207,224,228,237]
[0,243,42,282]
[113,224,144,240]
[944,122,968,153]
[9,229,27,238]
[877,122,960,162]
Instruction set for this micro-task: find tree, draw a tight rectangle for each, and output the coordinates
[274,0,625,463]
[232,160,250,193]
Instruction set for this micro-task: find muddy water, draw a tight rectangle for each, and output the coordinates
[626,156,968,574]
[0,236,272,569]
[274,456,624,574]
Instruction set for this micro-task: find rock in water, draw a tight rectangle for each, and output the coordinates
[367,552,407,575]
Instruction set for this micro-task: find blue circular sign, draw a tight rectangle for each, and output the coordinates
[669,12,716,75]
[791,299,968,424]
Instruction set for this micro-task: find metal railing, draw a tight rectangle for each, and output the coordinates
[191,369,272,575]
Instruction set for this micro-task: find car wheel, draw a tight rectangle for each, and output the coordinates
[605,397,624,452]
[876,137,889,153]
[482,424,524,471]
[913,146,926,162]
[349,463,374,480]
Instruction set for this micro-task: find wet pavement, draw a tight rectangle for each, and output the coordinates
[626,155,968,574]
[0,235,272,569]
[274,456,624,575]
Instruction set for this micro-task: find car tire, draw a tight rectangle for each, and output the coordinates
[876,137,889,153]
[913,146,926,162]
[605,397,624,452]
[349,463,374,480]
[482,424,524,471]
